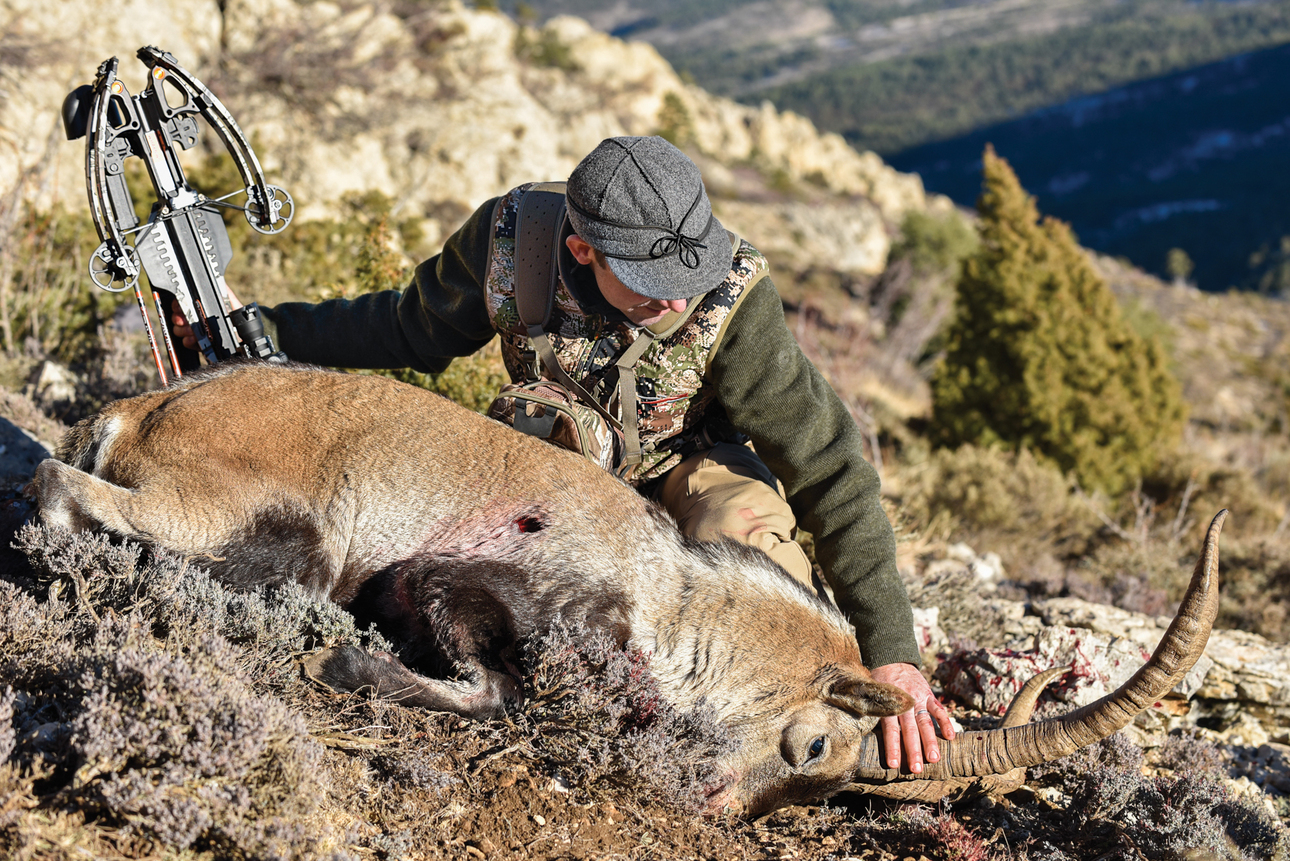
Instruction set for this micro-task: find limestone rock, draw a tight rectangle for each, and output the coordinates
[910,605,948,663]
[26,361,78,408]
[937,624,1203,719]
[3,0,931,278]
[715,199,890,276]
[926,587,1290,740]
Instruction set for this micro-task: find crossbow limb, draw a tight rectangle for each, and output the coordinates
[64,46,291,384]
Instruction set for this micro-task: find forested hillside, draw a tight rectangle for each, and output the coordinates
[889,42,1290,291]
[504,0,1290,154]
[504,0,1290,289]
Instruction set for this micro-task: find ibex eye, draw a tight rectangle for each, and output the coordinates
[808,736,826,760]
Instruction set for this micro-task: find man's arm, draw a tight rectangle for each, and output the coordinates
[708,278,916,667]
[258,197,502,371]
[708,277,953,771]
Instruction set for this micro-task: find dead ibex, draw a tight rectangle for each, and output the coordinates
[32,363,1226,815]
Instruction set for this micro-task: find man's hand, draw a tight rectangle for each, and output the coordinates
[170,288,243,350]
[870,662,955,774]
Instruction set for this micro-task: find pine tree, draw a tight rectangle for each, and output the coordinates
[929,146,1186,494]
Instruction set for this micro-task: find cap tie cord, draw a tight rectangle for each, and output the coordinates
[567,187,713,270]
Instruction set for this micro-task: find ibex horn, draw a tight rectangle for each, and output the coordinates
[853,509,1226,782]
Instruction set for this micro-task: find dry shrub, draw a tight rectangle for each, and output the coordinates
[519,620,734,811]
[0,527,362,859]
[896,440,1290,634]
[1206,535,1290,641]
[12,523,389,693]
[1073,451,1290,631]
[0,525,736,856]
[1027,733,1285,860]
[898,443,1098,584]
[1144,449,1284,539]
[1156,729,1231,780]
[62,629,326,855]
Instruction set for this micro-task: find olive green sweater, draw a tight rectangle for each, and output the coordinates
[262,198,920,669]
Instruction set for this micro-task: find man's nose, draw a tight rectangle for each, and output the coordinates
[661,298,687,313]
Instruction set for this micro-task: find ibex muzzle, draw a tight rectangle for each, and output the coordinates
[31,363,1225,815]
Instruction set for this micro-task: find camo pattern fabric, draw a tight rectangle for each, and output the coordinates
[485,182,767,481]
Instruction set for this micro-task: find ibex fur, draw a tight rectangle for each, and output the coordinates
[32,363,1226,815]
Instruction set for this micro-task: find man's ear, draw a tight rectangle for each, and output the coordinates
[565,233,596,265]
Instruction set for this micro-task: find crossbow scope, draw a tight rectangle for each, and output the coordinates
[63,46,291,383]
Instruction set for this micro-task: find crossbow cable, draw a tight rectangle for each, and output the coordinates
[65,46,291,383]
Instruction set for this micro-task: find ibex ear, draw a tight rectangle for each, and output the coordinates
[826,677,914,718]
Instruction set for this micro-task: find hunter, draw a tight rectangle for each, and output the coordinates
[174,135,954,772]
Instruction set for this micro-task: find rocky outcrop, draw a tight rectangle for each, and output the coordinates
[915,543,1290,748]
[1,0,941,277]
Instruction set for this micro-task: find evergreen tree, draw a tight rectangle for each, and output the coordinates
[929,146,1186,494]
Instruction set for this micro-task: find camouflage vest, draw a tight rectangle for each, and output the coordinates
[484,182,767,482]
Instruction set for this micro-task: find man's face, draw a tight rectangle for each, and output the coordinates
[566,235,688,326]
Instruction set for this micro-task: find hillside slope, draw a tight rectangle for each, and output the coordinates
[890,42,1290,290]
[0,0,937,279]
[509,0,1290,153]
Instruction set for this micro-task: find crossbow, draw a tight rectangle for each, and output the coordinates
[62,46,291,384]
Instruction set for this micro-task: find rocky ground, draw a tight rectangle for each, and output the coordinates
[0,508,1286,861]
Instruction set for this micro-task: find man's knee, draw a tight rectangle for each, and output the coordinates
[655,444,814,586]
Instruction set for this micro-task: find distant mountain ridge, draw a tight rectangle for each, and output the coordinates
[508,0,1290,290]
[888,42,1290,291]
[508,0,1290,153]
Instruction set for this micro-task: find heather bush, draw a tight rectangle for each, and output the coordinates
[0,689,15,764]
[372,751,459,792]
[519,620,733,811]
[65,627,325,853]
[871,805,1001,861]
[13,523,390,690]
[0,594,353,857]
[1031,734,1286,860]
[1156,730,1230,780]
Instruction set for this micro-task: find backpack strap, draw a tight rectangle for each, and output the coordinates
[514,181,623,431]
[514,181,566,331]
[511,182,720,469]
[612,328,658,468]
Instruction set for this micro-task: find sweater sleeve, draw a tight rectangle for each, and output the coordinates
[260,197,500,372]
[708,277,920,669]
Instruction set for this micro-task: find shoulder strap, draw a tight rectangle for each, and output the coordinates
[513,181,621,426]
[512,182,721,471]
[514,181,567,330]
[613,328,658,468]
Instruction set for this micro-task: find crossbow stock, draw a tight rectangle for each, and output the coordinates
[63,46,291,384]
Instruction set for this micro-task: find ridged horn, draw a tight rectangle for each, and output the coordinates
[854,509,1226,783]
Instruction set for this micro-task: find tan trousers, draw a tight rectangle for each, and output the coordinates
[653,443,814,587]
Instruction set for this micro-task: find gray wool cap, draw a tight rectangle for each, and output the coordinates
[565,136,733,301]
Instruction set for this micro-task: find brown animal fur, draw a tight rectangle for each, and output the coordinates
[33,362,911,815]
